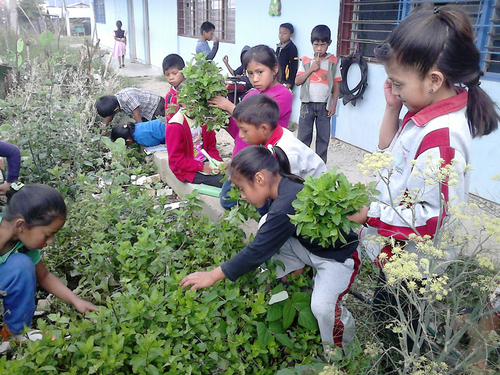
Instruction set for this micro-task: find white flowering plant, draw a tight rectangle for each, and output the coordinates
[357,151,500,374]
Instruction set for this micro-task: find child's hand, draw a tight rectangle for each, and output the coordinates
[180,271,216,290]
[208,95,235,114]
[310,59,321,73]
[213,35,219,43]
[327,103,336,117]
[223,55,229,64]
[347,206,369,224]
[383,78,403,110]
[73,299,100,314]
[180,267,226,291]
[202,163,212,174]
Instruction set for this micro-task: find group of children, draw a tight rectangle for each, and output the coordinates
[195,21,337,163]
[2,5,499,368]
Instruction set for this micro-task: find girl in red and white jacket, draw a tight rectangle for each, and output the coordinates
[348,5,499,353]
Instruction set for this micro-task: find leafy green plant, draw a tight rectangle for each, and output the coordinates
[177,53,230,131]
[289,167,376,247]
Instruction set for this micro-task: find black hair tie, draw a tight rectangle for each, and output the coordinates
[468,71,484,87]
[434,6,445,20]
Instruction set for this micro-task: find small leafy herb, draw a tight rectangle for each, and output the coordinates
[178,53,230,131]
[289,167,377,247]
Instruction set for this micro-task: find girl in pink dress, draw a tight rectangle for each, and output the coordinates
[113,20,127,68]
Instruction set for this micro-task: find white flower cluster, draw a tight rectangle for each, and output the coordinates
[411,155,461,187]
[358,151,395,177]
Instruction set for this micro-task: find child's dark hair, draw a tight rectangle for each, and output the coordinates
[230,145,304,185]
[232,95,279,130]
[4,184,66,227]
[96,95,119,118]
[111,122,135,142]
[200,21,215,34]
[280,23,294,34]
[375,5,499,138]
[162,54,185,72]
[242,45,281,82]
[116,20,122,29]
[310,25,331,44]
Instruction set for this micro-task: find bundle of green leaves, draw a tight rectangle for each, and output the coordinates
[289,167,376,247]
[177,53,230,131]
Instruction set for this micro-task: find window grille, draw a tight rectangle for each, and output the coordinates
[338,0,500,76]
[177,0,235,43]
[94,0,106,24]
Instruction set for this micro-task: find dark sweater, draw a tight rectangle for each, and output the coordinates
[0,141,21,182]
[276,40,299,88]
[221,178,358,281]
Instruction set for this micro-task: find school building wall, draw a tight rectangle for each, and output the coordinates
[94,0,500,203]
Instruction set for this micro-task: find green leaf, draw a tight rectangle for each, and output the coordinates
[17,38,24,53]
[256,322,272,346]
[266,303,283,322]
[282,299,296,329]
[298,309,319,331]
[38,366,57,372]
[275,333,294,348]
[40,30,54,46]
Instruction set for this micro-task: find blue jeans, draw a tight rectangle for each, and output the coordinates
[220,179,238,210]
[0,253,37,334]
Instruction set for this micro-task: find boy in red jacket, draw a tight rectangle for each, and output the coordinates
[165,103,224,187]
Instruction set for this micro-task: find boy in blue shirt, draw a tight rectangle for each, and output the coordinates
[295,25,341,163]
[196,22,219,60]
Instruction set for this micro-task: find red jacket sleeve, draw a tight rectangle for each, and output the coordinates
[165,121,204,176]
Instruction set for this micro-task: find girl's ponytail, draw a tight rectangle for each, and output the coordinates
[375,5,499,138]
[438,6,500,137]
[230,145,303,184]
[465,76,500,137]
[271,146,304,184]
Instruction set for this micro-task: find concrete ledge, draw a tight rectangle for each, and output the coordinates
[152,151,226,222]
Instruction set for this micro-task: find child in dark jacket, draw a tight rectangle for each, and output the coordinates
[181,145,359,352]
[276,23,298,89]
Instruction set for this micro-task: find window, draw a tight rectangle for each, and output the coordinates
[177,0,235,43]
[93,0,106,24]
[338,0,500,76]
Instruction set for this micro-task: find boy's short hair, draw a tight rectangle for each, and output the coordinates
[310,25,331,44]
[162,54,185,72]
[96,95,119,117]
[200,21,215,34]
[280,23,294,34]
[232,95,279,130]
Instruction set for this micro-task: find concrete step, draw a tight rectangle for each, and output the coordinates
[152,150,226,223]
